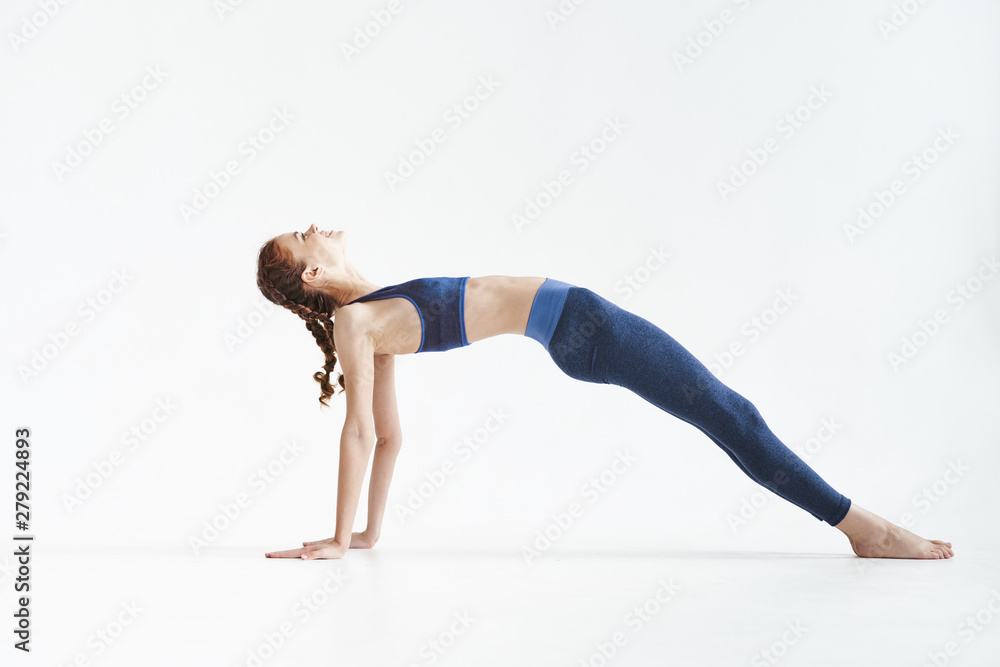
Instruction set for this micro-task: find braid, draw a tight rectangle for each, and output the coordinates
[256,238,346,407]
[304,316,341,405]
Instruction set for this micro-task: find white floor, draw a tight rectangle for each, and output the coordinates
[25,541,999,666]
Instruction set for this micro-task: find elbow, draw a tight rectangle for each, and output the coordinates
[376,435,403,452]
[343,422,376,446]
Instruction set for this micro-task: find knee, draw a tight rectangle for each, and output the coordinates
[706,388,767,433]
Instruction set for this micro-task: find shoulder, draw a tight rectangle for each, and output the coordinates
[334,300,378,324]
[332,303,377,343]
[332,306,377,375]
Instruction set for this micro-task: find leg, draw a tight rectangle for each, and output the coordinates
[547,287,851,524]
[546,287,953,557]
[702,429,823,521]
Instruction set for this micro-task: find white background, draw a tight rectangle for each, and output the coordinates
[2,1,998,665]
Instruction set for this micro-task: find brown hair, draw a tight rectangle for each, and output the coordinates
[256,237,346,407]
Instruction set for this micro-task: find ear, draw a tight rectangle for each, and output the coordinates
[301,264,324,286]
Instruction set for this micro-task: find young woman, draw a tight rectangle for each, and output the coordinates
[256,225,953,561]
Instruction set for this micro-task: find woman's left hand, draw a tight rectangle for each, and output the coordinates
[265,540,347,560]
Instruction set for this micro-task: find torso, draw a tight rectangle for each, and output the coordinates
[340,275,547,356]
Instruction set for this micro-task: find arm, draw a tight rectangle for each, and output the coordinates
[359,353,403,545]
[329,310,378,550]
[296,353,402,552]
[266,310,378,560]
[266,310,382,560]
[333,428,375,549]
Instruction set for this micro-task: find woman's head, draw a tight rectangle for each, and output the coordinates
[256,225,351,407]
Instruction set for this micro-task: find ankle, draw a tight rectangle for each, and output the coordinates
[833,503,884,538]
[832,503,863,534]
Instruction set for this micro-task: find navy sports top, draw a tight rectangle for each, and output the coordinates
[345,276,470,353]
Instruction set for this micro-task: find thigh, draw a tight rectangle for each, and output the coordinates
[590,295,733,424]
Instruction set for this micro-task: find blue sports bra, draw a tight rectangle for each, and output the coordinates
[344,276,470,353]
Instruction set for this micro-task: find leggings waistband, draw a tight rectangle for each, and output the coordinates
[524,278,573,349]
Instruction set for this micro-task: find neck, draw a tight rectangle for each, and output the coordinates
[339,278,382,304]
[318,268,380,306]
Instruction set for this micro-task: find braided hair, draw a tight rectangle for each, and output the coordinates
[256,237,346,407]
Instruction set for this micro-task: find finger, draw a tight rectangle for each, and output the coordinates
[301,546,323,560]
[302,546,338,560]
[266,547,310,559]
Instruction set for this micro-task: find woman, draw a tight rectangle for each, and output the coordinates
[256,225,953,561]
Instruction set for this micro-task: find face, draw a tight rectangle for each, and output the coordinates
[278,224,346,263]
[277,224,348,286]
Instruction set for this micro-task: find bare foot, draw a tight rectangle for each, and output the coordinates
[834,503,954,559]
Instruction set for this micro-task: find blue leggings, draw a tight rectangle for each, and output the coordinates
[525,278,851,526]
